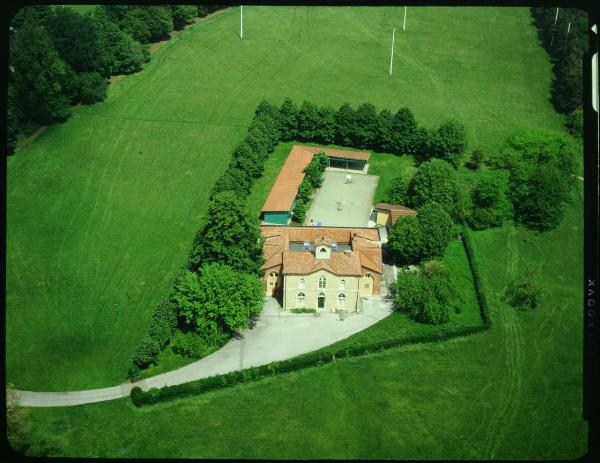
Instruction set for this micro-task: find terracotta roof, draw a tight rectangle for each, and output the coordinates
[282,250,362,276]
[390,208,417,224]
[375,203,416,212]
[261,145,371,213]
[260,226,382,275]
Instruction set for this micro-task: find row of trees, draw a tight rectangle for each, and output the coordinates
[531,7,587,115]
[131,101,280,372]
[278,99,469,165]
[293,152,328,223]
[7,5,225,154]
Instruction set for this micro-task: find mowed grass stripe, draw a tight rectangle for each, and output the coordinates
[7,6,568,392]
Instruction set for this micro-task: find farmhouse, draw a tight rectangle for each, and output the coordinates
[261,225,383,312]
[261,145,371,225]
[374,203,417,229]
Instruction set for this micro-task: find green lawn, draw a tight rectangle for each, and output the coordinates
[8,5,586,459]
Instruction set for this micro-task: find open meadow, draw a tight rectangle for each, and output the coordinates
[7,5,585,459]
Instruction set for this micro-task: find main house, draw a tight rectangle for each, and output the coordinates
[261,226,383,312]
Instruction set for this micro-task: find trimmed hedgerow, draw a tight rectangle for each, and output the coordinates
[460,227,491,326]
[131,321,490,407]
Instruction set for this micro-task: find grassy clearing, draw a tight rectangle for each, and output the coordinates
[9,5,586,459]
[25,186,585,460]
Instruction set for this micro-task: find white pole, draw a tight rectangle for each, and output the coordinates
[403,6,407,31]
[240,5,243,39]
[389,27,396,76]
[567,21,571,36]
[554,7,559,25]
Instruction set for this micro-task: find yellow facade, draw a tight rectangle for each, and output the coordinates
[284,270,360,312]
[376,209,391,227]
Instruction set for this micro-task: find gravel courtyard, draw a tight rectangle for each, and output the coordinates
[305,170,379,227]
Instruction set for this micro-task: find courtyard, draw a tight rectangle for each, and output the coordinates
[304,170,379,227]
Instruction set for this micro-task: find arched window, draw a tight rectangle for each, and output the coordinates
[320,247,327,253]
[297,292,306,305]
[339,279,345,290]
[298,278,305,290]
[364,273,372,288]
[319,276,326,288]
[338,293,346,307]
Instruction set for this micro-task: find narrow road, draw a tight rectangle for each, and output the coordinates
[7,298,393,408]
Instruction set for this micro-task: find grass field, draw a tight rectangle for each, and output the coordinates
[8,5,586,459]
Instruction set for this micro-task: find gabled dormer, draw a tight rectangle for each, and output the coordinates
[314,236,332,260]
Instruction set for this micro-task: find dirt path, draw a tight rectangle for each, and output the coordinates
[15,8,231,151]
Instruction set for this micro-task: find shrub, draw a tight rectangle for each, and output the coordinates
[292,199,307,223]
[170,331,210,359]
[148,299,178,347]
[78,72,108,104]
[506,276,541,310]
[465,147,485,170]
[133,336,161,368]
[565,108,583,139]
[468,169,513,230]
[290,308,316,313]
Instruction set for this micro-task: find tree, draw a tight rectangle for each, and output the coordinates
[197,5,209,17]
[387,215,423,265]
[10,5,52,29]
[408,158,470,222]
[210,167,253,198]
[89,7,149,75]
[190,191,265,275]
[516,165,571,231]
[316,105,336,144]
[565,108,583,139]
[172,264,264,342]
[506,273,541,310]
[78,72,108,104]
[492,130,577,231]
[303,152,328,188]
[385,175,410,205]
[171,5,197,30]
[416,201,455,259]
[426,119,468,167]
[335,103,357,146]
[133,337,161,368]
[293,199,308,223]
[230,142,265,179]
[389,107,419,155]
[296,100,320,141]
[44,7,112,77]
[6,85,20,155]
[468,170,513,230]
[354,103,378,148]
[375,108,394,152]
[9,22,71,124]
[390,260,457,325]
[279,97,298,141]
[244,112,281,159]
[465,146,485,170]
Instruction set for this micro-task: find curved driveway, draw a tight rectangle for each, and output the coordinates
[8,297,393,408]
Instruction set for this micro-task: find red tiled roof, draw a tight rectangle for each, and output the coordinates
[260,226,382,275]
[261,145,371,213]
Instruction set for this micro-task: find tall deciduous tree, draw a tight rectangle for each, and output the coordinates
[190,191,265,275]
[388,215,423,265]
[335,103,358,146]
[10,22,72,124]
[468,170,513,230]
[354,103,378,148]
[415,201,455,259]
[297,100,321,141]
[173,264,264,342]
[44,7,112,77]
[408,158,470,222]
[385,175,410,205]
[171,5,197,30]
[426,119,468,167]
[279,98,298,141]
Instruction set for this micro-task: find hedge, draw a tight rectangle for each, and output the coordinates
[131,319,490,407]
[460,227,491,327]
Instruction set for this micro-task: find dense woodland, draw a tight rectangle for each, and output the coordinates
[7,4,226,154]
[531,7,587,136]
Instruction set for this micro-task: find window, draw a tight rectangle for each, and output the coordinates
[297,292,306,305]
[364,273,371,288]
[339,279,345,290]
[319,276,326,288]
[320,247,327,253]
[298,278,305,290]
[269,272,278,287]
[338,293,346,307]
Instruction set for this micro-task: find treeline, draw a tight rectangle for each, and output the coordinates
[7,4,226,154]
[531,7,588,117]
